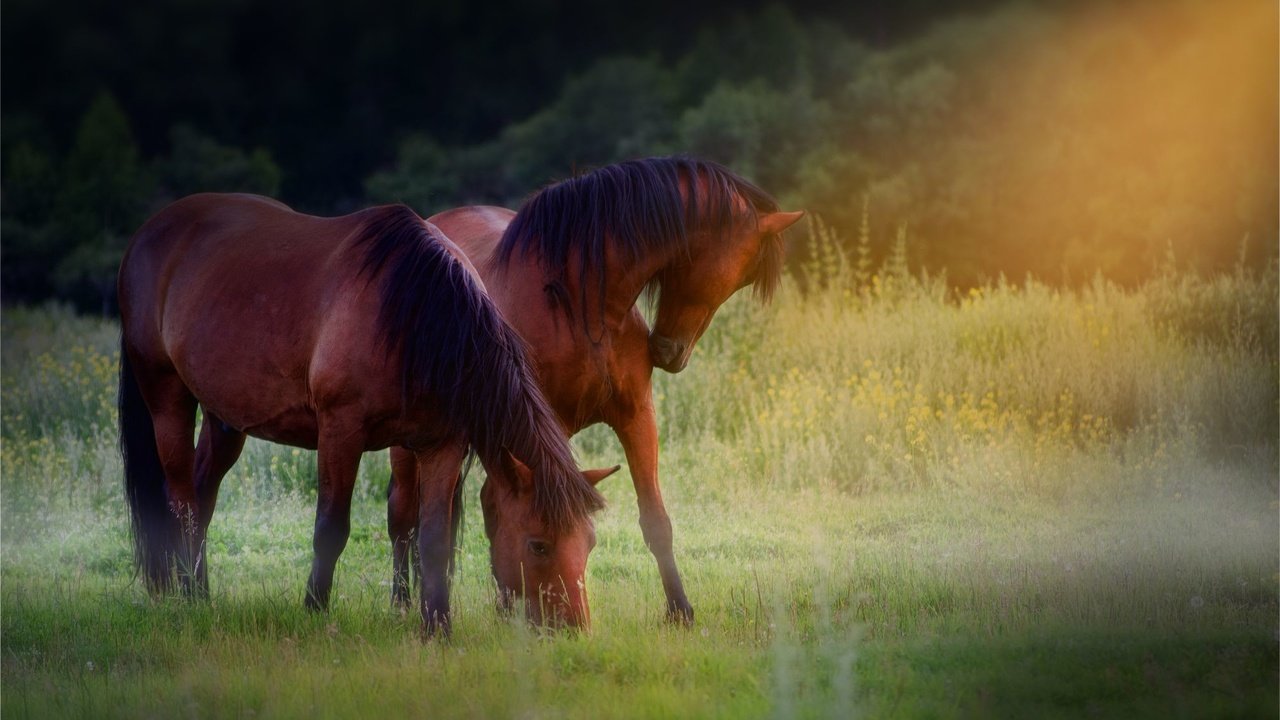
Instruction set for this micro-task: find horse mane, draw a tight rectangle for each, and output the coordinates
[490,156,784,327]
[355,205,604,529]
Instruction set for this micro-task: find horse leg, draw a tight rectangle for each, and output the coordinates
[191,410,247,598]
[447,466,467,579]
[613,403,694,625]
[415,442,468,638]
[139,373,200,597]
[304,424,365,611]
[387,446,419,610]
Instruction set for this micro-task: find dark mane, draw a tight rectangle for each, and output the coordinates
[491,156,783,327]
[355,205,604,529]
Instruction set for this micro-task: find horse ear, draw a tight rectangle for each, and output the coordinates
[759,210,805,236]
[500,449,535,494]
[582,465,622,486]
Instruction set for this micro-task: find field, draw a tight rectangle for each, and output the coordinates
[2,238,1277,718]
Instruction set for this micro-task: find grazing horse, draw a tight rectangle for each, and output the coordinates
[117,193,611,634]
[388,157,803,623]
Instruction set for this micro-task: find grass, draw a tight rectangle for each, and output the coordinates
[2,241,1277,718]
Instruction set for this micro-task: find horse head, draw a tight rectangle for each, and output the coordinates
[481,451,618,629]
[649,208,804,373]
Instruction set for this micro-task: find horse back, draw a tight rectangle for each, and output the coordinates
[428,205,515,269]
[118,194,408,447]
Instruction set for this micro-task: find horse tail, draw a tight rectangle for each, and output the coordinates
[118,340,175,592]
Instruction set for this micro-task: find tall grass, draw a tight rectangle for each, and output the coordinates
[2,225,1276,718]
[656,217,1277,499]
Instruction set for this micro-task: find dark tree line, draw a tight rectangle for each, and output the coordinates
[3,0,1275,312]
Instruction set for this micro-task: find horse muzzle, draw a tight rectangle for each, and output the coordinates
[528,583,590,631]
[648,333,689,374]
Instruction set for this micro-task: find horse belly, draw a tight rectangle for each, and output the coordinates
[165,303,323,449]
[368,411,456,452]
[186,369,320,448]
[238,407,320,448]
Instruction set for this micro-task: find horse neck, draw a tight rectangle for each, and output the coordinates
[493,233,678,337]
[568,236,679,334]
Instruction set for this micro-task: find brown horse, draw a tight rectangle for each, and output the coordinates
[388,157,803,623]
[117,193,612,634]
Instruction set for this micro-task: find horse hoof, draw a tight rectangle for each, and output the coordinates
[666,601,695,627]
[420,619,451,642]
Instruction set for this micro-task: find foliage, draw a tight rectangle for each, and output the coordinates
[1,95,283,312]
[4,0,992,207]
[1,144,62,301]
[5,2,1274,310]
[362,136,459,214]
[157,125,281,201]
[365,1,1277,287]
[368,57,681,211]
[44,93,153,313]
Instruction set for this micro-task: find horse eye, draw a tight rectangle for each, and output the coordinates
[528,539,550,557]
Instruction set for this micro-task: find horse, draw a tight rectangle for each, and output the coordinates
[117,193,614,634]
[388,157,803,624]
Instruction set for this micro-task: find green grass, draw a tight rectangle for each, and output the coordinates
[3,254,1277,718]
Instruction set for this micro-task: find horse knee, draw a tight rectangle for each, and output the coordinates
[417,520,454,573]
[640,513,674,553]
[313,514,351,558]
[388,486,417,537]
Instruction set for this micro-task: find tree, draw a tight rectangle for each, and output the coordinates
[0,143,61,302]
[676,81,829,194]
[157,124,281,200]
[364,135,459,214]
[51,91,153,313]
[494,56,679,193]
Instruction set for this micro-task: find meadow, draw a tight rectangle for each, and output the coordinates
[2,227,1277,718]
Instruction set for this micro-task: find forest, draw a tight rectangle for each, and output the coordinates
[2,0,1276,312]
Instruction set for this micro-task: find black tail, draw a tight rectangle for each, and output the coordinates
[118,341,176,592]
